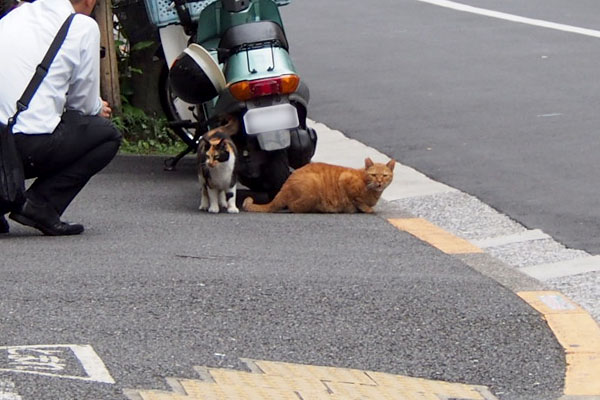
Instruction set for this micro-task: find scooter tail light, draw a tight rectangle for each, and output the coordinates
[229,74,300,101]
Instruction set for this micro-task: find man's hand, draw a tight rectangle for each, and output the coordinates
[99,100,112,118]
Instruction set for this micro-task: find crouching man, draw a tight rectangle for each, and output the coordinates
[0,0,122,236]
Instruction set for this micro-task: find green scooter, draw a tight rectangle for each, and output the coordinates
[149,0,316,196]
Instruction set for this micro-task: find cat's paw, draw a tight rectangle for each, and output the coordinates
[199,199,209,211]
[208,205,220,214]
[242,197,254,211]
[227,206,239,214]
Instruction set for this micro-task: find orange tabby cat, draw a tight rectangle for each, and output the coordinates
[243,158,395,213]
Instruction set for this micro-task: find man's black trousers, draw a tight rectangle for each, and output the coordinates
[14,110,122,216]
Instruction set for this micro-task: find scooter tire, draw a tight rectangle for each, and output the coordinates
[265,150,291,198]
[240,150,291,199]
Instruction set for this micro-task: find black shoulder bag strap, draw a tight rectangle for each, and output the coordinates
[7,13,76,132]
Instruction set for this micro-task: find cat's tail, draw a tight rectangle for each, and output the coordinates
[242,195,286,213]
[219,114,240,136]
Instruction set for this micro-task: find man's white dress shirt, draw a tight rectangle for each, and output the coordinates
[0,0,103,134]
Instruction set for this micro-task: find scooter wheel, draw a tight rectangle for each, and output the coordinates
[240,150,291,199]
[264,150,291,198]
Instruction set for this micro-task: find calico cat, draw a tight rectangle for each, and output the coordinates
[243,158,395,213]
[197,116,240,213]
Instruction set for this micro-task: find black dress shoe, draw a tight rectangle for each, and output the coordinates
[9,199,84,236]
[0,215,8,234]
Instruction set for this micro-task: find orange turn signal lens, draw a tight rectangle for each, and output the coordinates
[279,74,300,94]
[229,80,252,101]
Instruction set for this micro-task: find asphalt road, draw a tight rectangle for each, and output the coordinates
[0,155,563,399]
[281,0,600,254]
[3,0,598,398]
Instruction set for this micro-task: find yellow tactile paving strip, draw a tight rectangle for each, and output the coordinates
[129,359,496,400]
[252,360,375,385]
[128,219,600,400]
[388,218,483,254]
[387,217,600,397]
[518,291,600,396]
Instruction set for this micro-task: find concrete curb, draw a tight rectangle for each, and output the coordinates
[308,119,600,399]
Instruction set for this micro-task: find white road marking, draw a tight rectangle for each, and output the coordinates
[418,0,600,38]
[0,345,115,384]
[521,255,600,281]
[70,345,115,384]
[471,229,551,248]
[0,379,22,400]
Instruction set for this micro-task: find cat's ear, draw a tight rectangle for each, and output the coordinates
[386,159,396,171]
[364,158,374,168]
[198,137,209,152]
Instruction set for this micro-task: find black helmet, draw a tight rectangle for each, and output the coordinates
[168,44,226,104]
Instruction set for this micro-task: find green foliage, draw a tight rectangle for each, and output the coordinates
[115,38,154,99]
[112,19,181,154]
[112,103,186,155]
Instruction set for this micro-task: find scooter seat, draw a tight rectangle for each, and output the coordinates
[218,21,288,62]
